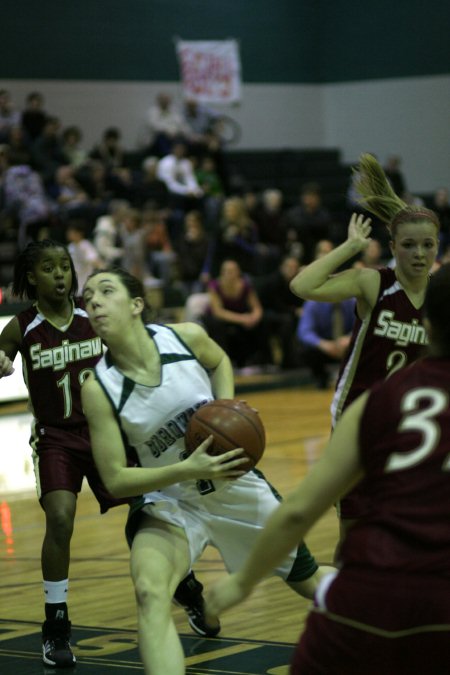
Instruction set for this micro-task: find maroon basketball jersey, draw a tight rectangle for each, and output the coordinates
[341,356,450,575]
[331,267,428,423]
[17,299,102,427]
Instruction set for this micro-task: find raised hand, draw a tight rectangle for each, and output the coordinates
[347,212,372,249]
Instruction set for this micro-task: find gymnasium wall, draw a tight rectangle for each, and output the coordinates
[1,1,449,192]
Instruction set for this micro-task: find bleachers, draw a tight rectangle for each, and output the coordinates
[224,147,353,243]
[224,147,351,204]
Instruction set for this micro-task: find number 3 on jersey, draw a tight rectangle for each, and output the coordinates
[57,368,93,419]
[385,387,450,472]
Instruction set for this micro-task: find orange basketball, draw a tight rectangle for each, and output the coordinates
[185,399,266,472]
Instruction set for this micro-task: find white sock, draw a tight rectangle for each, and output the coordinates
[44,579,69,605]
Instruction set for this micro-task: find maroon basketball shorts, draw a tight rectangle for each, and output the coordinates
[32,422,127,512]
[291,568,450,675]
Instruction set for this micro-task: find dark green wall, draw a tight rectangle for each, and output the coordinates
[1,1,448,83]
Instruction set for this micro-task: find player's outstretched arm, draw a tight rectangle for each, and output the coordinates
[289,213,375,303]
[206,392,368,617]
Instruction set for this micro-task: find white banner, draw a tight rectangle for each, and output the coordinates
[176,39,242,103]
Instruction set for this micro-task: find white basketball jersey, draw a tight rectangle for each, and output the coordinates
[94,324,214,499]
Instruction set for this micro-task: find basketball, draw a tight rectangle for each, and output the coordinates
[185,399,266,472]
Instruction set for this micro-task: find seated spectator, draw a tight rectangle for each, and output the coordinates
[430,187,450,256]
[3,159,52,248]
[253,188,287,273]
[146,92,188,157]
[7,125,32,166]
[89,127,133,200]
[205,196,259,278]
[0,89,21,143]
[384,154,407,197]
[202,259,271,371]
[119,207,148,282]
[174,210,210,295]
[31,116,66,188]
[21,91,48,143]
[314,238,334,259]
[157,139,203,212]
[61,125,88,168]
[297,298,355,389]
[52,165,90,220]
[257,255,304,369]
[182,99,221,157]
[283,182,333,264]
[353,237,384,269]
[133,156,170,210]
[89,126,125,171]
[75,159,113,214]
[142,207,177,286]
[66,219,103,292]
[92,199,127,266]
[194,155,224,230]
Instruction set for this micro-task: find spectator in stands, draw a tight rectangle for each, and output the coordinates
[146,92,188,157]
[157,139,203,213]
[431,187,450,255]
[353,237,384,269]
[76,160,113,215]
[3,161,52,248]
[7,125,32,166]
[0,89,21,143]
[89,127,124,172]
[384,155,407,197]
[253,188,288,273]
[314,238,334,259]
[31,116,66,189]
[205,196,259,278]
[51,165,90,222]
[119,207,148,282]
[142,207,176,286]
[133,156,169,210]
[66,219,103,292]
[297,298,355,389]
[195,155,225,231]
[174,210,211,296]
[257,255,304,369]
[283,182,333,263]
[182,99,221,156]
[61,126,88,169]
[89,127,133,201]
[92,199,127,266]
[202,259,271,371]
[21,91,48,143]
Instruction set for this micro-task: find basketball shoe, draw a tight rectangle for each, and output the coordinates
[42,618,76,667]
[173,571,221,637]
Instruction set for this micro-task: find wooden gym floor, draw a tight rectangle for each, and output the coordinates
[0,382,337,674]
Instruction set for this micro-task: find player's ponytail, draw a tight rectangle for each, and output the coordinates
[354,153,440,237]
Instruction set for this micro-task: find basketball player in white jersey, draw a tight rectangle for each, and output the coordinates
[81,267,334,675]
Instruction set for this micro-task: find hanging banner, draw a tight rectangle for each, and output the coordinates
[175,39,242,103]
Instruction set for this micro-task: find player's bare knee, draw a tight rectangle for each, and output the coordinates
[133,574,170,614]
[45,510,75,544]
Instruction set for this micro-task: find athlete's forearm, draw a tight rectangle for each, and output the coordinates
[290,238,364,300]
[209,352,235,399]
[100,462,193,499]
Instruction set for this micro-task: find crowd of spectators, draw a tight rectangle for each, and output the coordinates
[0,88,448,376]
